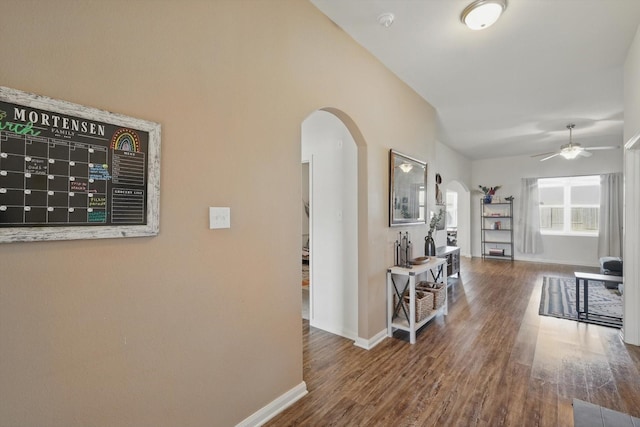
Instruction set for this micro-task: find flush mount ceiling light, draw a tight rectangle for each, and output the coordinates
[461,0,507,30]
[399,162,413,173]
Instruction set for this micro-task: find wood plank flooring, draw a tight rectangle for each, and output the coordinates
[268,258,640,426]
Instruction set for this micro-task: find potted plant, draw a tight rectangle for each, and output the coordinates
[478,185,501,204]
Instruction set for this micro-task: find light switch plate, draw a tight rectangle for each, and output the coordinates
[209,207,231,229]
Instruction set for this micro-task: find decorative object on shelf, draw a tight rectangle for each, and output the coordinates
[411,256,430,265]
[505,196,514,202]
[424,209,443,256]
[425,235,436,256]
[394,231,413,268]
[478,185,501,204]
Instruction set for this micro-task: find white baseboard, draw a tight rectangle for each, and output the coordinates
[310,320,357,341]
[353,328,387,350]
[236,381,308,427]
[514,256,598,268]
[470,254,598,268]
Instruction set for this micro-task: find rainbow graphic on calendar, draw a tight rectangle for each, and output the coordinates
[110,128,141,152]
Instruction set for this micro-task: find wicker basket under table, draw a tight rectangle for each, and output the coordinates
[417,281,446,309]
[395,290,435,322]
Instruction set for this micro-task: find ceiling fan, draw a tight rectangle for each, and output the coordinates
[532,124,619,162]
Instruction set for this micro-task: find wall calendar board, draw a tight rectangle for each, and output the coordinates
[0,86,161,243]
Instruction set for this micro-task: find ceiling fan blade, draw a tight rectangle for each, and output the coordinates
[540,153,561,162]
[584,146,620,151]
[531,151,557,158]
[578,150,592,157]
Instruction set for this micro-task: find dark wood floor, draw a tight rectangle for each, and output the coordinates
[269,258,640,426]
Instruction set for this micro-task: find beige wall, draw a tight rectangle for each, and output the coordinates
[0,1,437,426]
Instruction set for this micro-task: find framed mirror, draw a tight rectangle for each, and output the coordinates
[389,150,427,226]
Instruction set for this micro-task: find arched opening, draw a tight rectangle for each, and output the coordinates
[300,109,367,341]
[444,180,471,258]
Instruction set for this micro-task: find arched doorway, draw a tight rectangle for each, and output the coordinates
[444,180,471,258]
[301,110,359,339]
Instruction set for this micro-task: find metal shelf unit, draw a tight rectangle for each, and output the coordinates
[480,199,514,261]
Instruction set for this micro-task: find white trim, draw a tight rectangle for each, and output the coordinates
[623,148,640,345]
[308,157,314,323]
[495,255,598,268]
[236,382,308,427]
[354,328,387,350]
[311,320,357,341]
[624,130,640,150]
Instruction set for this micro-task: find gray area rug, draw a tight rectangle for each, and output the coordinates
[573,399,640,426]
[539,276,622,327]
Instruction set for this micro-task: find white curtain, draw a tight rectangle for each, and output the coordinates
[517,177,543,254]
[598,173,623,257]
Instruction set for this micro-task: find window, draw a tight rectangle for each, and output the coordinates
[538,176,599,235]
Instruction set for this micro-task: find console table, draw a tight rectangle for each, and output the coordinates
[436,245,460,280]
[387,257,447,344]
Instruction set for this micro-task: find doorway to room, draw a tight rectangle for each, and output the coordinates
[445,180,471,257]
[300,110,358,340]
[446,190,458,246]
[301,161,310,320]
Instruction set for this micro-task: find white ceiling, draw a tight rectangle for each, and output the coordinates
[309,0,640,160]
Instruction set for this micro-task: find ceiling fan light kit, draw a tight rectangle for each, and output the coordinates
[559,145,583,160]
[535,123,618,162]
[461,0,507,30]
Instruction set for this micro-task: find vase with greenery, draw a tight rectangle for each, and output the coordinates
[478,185,501,204]
[425,209,443,256]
